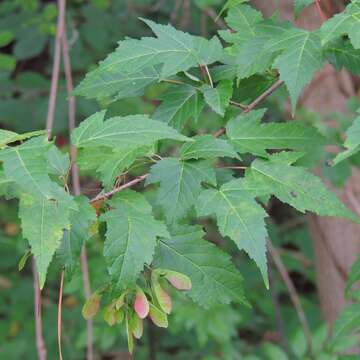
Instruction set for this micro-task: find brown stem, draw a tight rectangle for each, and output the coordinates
[229,100,248,110]
[162,79,186,86]
[214,79,284,137]
[34,1,66,358]
[268,239,313,353]
[57,271,64,360]
[62,27,94,360]
[202,6,227,29]
[268,262,289,352]
[46,0,66,139]
[90,175,148,204]
[33,260,46,360]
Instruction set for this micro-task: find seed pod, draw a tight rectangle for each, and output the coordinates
[130,312,144,339]
[151,272,172,314]
[115,308,124,324]
[162,270,192,291]
[134,286,149,319]
[82,292,101,320]
[103,303,116,326]
[149,303,168,328]
[115,290,128,310]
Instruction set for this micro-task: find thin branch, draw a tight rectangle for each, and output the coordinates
[57,271,64,360]
[46,0,66,138]
[214,79,284,137]
[80,248,93,359]
[268,261,289,352]
[202,6,227,29]
[216,165,247,170]
[62,27,94,360]
[90,175,148,204]
[245,79,284,113]
[162,79,186,86]
[229,100,248,110]
[34,1,66,358]
[268,239,313,353]
[33,260,46,360]
[90,81,285,200]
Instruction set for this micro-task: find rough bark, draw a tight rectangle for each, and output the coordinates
[251,0,360,325]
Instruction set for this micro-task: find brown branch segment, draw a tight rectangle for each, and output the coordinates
[62,25,94,360]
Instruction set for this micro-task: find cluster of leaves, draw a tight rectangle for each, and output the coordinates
[1,0,360,356]
[82,269,191,353]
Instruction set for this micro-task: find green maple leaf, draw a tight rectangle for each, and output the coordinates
[270,28,323,111]
[46,145,70,178]
[154,225,247,307]
[201,80,233,116]
[226,109,325,156]
[57,196,96,279]
[222,4,262,43]
[249,156,358,221]
[0,129,46,149]
[74,66,160,101]
[332,303,360,340]
[75,18,223,98]
[76,146,113,171]
[152,84,204,130]
[179,135,239,160]
[71,110,191,148]
[19,184,78,288]
[101,190,169,292]
[233,17,291,80]
[0,168,13,197]
[321,1,360,49]
[333,112,360,165]
[325,39,360,75]
[0,136,52,197]
[146,158,216,223]
[196,181,269,287]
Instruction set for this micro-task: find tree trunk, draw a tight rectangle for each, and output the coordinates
[251,0,360,325]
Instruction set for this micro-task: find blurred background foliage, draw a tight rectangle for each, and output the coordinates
[0,0,359,359]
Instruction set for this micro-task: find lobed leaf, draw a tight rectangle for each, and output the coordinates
[146,158,216,223]
[154,225,247,307]
[101,190,169,292]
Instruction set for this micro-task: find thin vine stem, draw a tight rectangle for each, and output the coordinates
[34,0,66,358]
[88,76,286,204]
[90,175,148,204]
[57,270,64,360]
[268,239,313,353]
[214,79,284,137]
[62,24,94,360]
[33,261,46,360]
[46,0,66,139]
